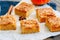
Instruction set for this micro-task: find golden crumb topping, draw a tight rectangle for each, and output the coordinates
[48,17,60,27]
[0,15,16,25]
[21,20,38,27]
[16,2,34,12]
[37,8,55,17]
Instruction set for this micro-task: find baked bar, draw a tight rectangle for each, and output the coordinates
[36,8,56,23]
[0,15,16,30]
[45,17,60,32]
[15,2,34,18]
[20,20,39,34]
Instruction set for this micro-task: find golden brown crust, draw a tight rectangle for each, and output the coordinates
[46,17,60,32]
[15,2,34,13]
[0,15,16,25]
[0,15,16,30]
[36,8,56,23]
[15,2,34,18]
[20,20,39,34]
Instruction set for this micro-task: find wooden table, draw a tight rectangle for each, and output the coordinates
[51,0,60,11]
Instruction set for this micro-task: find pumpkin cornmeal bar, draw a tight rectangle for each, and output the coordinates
[36,8,56,23]
[0,15,16,30]
[15,2,34,18]
[20,20,39,34]
[45,17,60,32]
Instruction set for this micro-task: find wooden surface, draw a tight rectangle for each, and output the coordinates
[51,0,60,11]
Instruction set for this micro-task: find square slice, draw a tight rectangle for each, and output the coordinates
[20,20,39,34]
[45,17,60,32]
[36,8,56,23]
[15,2,34,18]
[0,15,16,30]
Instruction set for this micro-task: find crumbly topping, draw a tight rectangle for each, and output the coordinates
[0,15,16,25]
[21,20,38,27]
[16,2,34,12]
[37,8,55,17]
[48,17,60,27]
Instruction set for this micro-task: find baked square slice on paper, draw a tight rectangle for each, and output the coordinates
[36,8,56,23]
[45,17,60,32]
[0,15,16,30]
[15,2,34,18]
[20,20,39,34]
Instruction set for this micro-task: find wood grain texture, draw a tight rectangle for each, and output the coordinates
[51,0,60,11]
